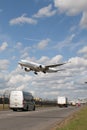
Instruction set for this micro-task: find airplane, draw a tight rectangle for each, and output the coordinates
[18,59,67,75]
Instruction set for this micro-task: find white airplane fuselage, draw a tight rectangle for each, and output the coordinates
[19,60,58,74]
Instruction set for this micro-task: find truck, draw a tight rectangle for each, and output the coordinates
[57,96,68,107]
[9,90,35,111]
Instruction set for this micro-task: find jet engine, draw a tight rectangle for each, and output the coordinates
[24,68,31,72]
[39,65,42,68]
[38,65,46,73]
[39,65,45,69]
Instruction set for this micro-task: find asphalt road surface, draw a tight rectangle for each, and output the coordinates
[0,106,80,130]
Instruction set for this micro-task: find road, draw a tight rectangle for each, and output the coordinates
[0,106,80,130]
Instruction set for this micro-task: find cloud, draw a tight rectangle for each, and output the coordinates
[9,14,37,25]
[49,55,63,64]
[20,52,29,59]
[9,5,56,26]
[8,73,32,85]
[69,57,87,67]
[78,46,87,54]
[0,59,9,70]
[80,12,87,29]
[33,4,56,18]
[5,67,33,91]
[0,42,8,52]
[54,0,87,15]
[54,34,75,50]
[14,42,22,49]
[20,46,31,59]
[78,46,87,58]
[54,0,87,29]
[0,55,87,99]
[0,73,9,83]
[38,55,63,65]
[37,38,50,50]
[37,56,50,64]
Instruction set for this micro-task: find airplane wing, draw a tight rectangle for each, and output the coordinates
[45,62,66,68]
[18,60,69,74]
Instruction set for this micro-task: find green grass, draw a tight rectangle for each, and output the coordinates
[56,105,87,130]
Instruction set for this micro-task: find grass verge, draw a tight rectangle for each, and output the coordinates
[54,105,87,130]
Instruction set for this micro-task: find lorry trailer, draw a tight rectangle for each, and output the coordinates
[57,96,68,107]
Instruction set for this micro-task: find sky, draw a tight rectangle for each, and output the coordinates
[0,0,87,100]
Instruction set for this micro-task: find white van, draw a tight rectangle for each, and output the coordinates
[9,90,35,111]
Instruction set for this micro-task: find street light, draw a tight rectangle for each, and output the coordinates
[2,95,5,109]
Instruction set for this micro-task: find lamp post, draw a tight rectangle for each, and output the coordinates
[2,94,5,110]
